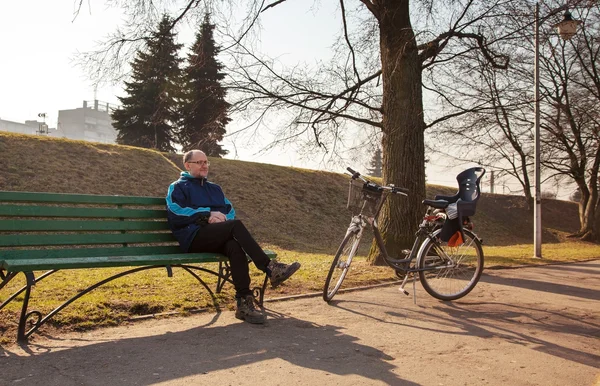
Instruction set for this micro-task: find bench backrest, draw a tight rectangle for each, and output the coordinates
[0,190,181,262]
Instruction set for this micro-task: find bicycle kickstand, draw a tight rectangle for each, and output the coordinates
[399,272,417,305]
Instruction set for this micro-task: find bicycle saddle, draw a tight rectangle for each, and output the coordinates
[421,199,449,209]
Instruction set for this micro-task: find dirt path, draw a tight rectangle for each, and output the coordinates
[1,261,599,386]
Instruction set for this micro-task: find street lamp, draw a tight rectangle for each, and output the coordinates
[533,3,582,258]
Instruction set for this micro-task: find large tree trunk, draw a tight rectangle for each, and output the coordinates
[568,179,599,241]
[369,0,426,264]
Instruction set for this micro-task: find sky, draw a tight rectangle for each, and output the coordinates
[0,1,353,170]
[0,1,565,198]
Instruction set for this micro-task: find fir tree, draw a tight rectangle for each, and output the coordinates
[368,147,382,177]
[112,15,182,152]
[179,13,230,156]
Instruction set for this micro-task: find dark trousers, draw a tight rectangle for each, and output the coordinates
[189,219,270,298]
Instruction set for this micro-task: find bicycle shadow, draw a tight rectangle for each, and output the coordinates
[0,310,416,385]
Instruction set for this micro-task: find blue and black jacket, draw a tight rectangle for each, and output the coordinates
[165,172,235,252]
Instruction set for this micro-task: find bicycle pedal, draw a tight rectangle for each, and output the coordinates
[399,287,410,296]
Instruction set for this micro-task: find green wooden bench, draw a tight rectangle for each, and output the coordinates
[0,190,277,342]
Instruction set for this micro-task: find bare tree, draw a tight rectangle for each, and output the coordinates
[427,0,600,240]
[540,2,600,240]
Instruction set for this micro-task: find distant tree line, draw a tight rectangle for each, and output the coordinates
[112,13,229,157]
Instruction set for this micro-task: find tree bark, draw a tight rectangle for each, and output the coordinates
[578,188,598,241]
[368,0,426,264]
[566,178,599,242]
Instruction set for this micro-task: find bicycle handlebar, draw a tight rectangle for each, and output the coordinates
[346,167,409,195]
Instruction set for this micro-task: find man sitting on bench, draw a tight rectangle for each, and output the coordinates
[166,150,301,324]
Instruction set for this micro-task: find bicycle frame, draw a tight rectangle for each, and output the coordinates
[352,190,444,274]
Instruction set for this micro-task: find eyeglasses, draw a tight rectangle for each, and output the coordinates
[187,160,210,166]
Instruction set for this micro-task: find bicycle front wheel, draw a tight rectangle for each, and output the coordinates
[323,230,362,302]
[417,228,484,301]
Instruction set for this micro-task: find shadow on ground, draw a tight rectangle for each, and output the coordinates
[0,311,416,385]
[327,261,600,369]
[479,262,600,300]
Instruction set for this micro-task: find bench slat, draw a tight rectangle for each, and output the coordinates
[0,219,170,232]
[2,250,277,271]
[0,205,167,219]
[1,245,183,260]
[0,191,165,206]
[0,245,182,263]
[0,232,176,247]
[2,254,226,271]
[1,246,277,261]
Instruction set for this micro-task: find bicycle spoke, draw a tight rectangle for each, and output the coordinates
[418,229,484,300]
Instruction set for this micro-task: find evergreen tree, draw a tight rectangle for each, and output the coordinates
[179,13,230,156]
[368,147,382,178]
[112,15,182,152]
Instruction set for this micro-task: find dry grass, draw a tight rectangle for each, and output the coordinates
[0,131,598,342]
[0,132,180,196]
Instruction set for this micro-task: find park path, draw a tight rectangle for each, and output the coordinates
[1,260,599,386]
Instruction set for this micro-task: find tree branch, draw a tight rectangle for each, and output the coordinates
[419,31,509,69]
[261,0,288,13]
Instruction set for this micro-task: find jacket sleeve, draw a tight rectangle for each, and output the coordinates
[166,182,210,228]
[224,197,235,220]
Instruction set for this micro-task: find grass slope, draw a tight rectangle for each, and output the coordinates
[0,131,582,249]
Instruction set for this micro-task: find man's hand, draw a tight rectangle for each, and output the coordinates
[208,211,226,224]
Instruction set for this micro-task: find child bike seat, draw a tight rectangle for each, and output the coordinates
[434,167,486,217]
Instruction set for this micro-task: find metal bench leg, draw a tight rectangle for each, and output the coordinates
[17,272,39,343]
[252,274,269,306]
[216,262,232,293]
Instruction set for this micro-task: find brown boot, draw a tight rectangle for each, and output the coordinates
[235,295,265,324]
[268,260,301,288]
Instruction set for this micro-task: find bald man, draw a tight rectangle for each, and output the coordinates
[166,150,300,324]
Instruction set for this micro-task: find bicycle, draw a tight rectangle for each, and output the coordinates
[323,167,485,302]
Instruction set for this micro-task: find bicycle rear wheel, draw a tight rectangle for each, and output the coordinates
[323,230,362,302]
[417,228,484,301]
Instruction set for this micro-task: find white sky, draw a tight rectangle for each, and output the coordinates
[0,1,569,198]
[0,1,351,170]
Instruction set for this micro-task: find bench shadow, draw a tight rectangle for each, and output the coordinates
[0,311,417,385]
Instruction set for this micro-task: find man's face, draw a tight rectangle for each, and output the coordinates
[185,152,210,178]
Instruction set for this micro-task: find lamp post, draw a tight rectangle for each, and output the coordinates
[533,3,581,258]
